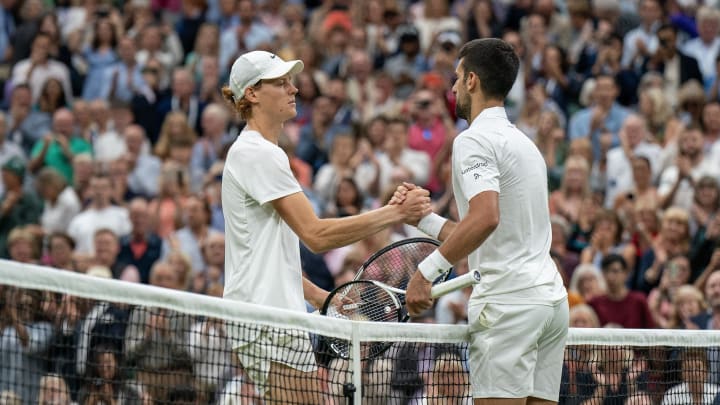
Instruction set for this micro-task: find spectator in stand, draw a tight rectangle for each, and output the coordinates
[28,108,92,185]
[5,84,51,156]
[670,284,706,330]
[190,104,234,193]
[642,23,703,109]
[568,263,607,304]
[604,114,662,208]
[80,16,120,101]
[681,7,720,93]
[648,254,692,329]
[147,162,188,239]
[89,99,126,164]
[0,288,54,404]
[661,348,719,404]
[36,166,81,234]
[658,126,719,212]
[124,125,162,199]
[46,232,77,271]
[157,68,206,133]
[621,0,662,73]
[162,194,221,273]
[635,207,693,293]
[117,197,163,284]
[549,155,591,224]
[10,32,73,105]
[0,157,41,258]
[588,254,655,328]
[569,74,631,163]
[67,172,131,255]
[101,35,153,104]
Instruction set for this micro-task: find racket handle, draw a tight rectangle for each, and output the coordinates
[430,269,481,298]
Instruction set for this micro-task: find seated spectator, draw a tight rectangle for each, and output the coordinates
[36,166,81,234]
[589,254,655,328]
[549,155,591,224]
[124,262,194,357]
[147,162,188,239]
[421,351,470,404]
[162,194,221,273]
[661,348,719,404]
[10,32,73,105]
[67,172,131,255]
[6,226,41,264]
[124,341,194,404]
[0,288,54,404]
[671,284,706,330]
[123,125,161,199]
[77,344,122,405]
[551,215,580,281]
[37,374,75,405]
[635,207,692,293]
[0,157,42,258]
[47,232,77,271]
[580,209,636,272]
[569,264,607,304]
[648,255,693,329]
[28,108,92,184]
[605,115,661,208]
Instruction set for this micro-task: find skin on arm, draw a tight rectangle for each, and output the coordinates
[272,187,431,308]
[405,190,499,315]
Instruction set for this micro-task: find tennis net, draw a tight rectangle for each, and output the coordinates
[1,260,720,405]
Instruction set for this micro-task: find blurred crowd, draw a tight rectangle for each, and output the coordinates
[0,0,719,403]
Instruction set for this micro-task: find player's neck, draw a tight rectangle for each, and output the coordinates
[245,113,284,144]
[469,98,504,123]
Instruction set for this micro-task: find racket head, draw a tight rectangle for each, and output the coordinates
[354,237,448,285]
[354,238,451,315]
[320,280,403,360]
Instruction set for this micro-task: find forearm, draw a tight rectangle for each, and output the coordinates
[437,213,496,264]
[303,277,328,309]
[305,205,403,252]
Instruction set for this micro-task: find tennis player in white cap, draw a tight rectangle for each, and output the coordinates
[220,50,431,403]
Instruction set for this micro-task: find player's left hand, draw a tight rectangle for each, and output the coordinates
[406,271,433,317]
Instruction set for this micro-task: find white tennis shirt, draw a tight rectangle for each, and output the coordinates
[452,107,567,306]
[221,130,306,312]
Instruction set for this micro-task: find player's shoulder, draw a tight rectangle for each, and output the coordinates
[227,131,285,160]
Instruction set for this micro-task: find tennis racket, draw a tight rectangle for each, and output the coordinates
[321,270,481,360]
[354,237,449,286]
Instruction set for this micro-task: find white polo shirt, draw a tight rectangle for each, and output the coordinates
[452,107,566,306]
[221,130,306,312]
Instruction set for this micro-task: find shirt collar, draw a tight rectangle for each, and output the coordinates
[469,106,507,128]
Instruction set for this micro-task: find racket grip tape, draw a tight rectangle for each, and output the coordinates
[429,269,481,298]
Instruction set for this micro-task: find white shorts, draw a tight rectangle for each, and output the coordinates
[232,327,317,395]
[467,299,569,400]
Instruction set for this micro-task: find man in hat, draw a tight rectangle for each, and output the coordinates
[0,156,42,258]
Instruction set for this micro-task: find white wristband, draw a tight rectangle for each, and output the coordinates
[418,249,453,281]
[417,213,447,239]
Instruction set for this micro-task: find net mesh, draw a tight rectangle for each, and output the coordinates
[2,260,720,405]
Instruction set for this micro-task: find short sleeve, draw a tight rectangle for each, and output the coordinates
[239,144,302,205]
[453,135,500,201]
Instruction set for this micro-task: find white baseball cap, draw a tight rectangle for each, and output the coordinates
[229,51,304,100]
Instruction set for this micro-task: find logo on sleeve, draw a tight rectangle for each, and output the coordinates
[461,160,488,176]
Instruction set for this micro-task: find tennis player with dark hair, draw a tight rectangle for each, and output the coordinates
[220,50,431,404]
[401,38,569,404]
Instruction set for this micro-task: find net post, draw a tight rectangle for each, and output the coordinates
[351,321,362,405]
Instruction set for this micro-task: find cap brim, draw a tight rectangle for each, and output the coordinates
[258,60,304,80]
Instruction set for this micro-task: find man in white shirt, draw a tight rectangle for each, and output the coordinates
[681,6,720,92]
[658,126,720,210]
[621,0,662,71]
[220,50,430,403]
[403,38,568,405]
[67,172,131,254]
[10,32,73,105]
[604,114,662,207]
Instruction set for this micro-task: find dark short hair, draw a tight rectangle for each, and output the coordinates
[601,254,627,272]
[458,38,519,100]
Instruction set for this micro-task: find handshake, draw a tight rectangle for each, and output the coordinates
[388,182,433,226]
